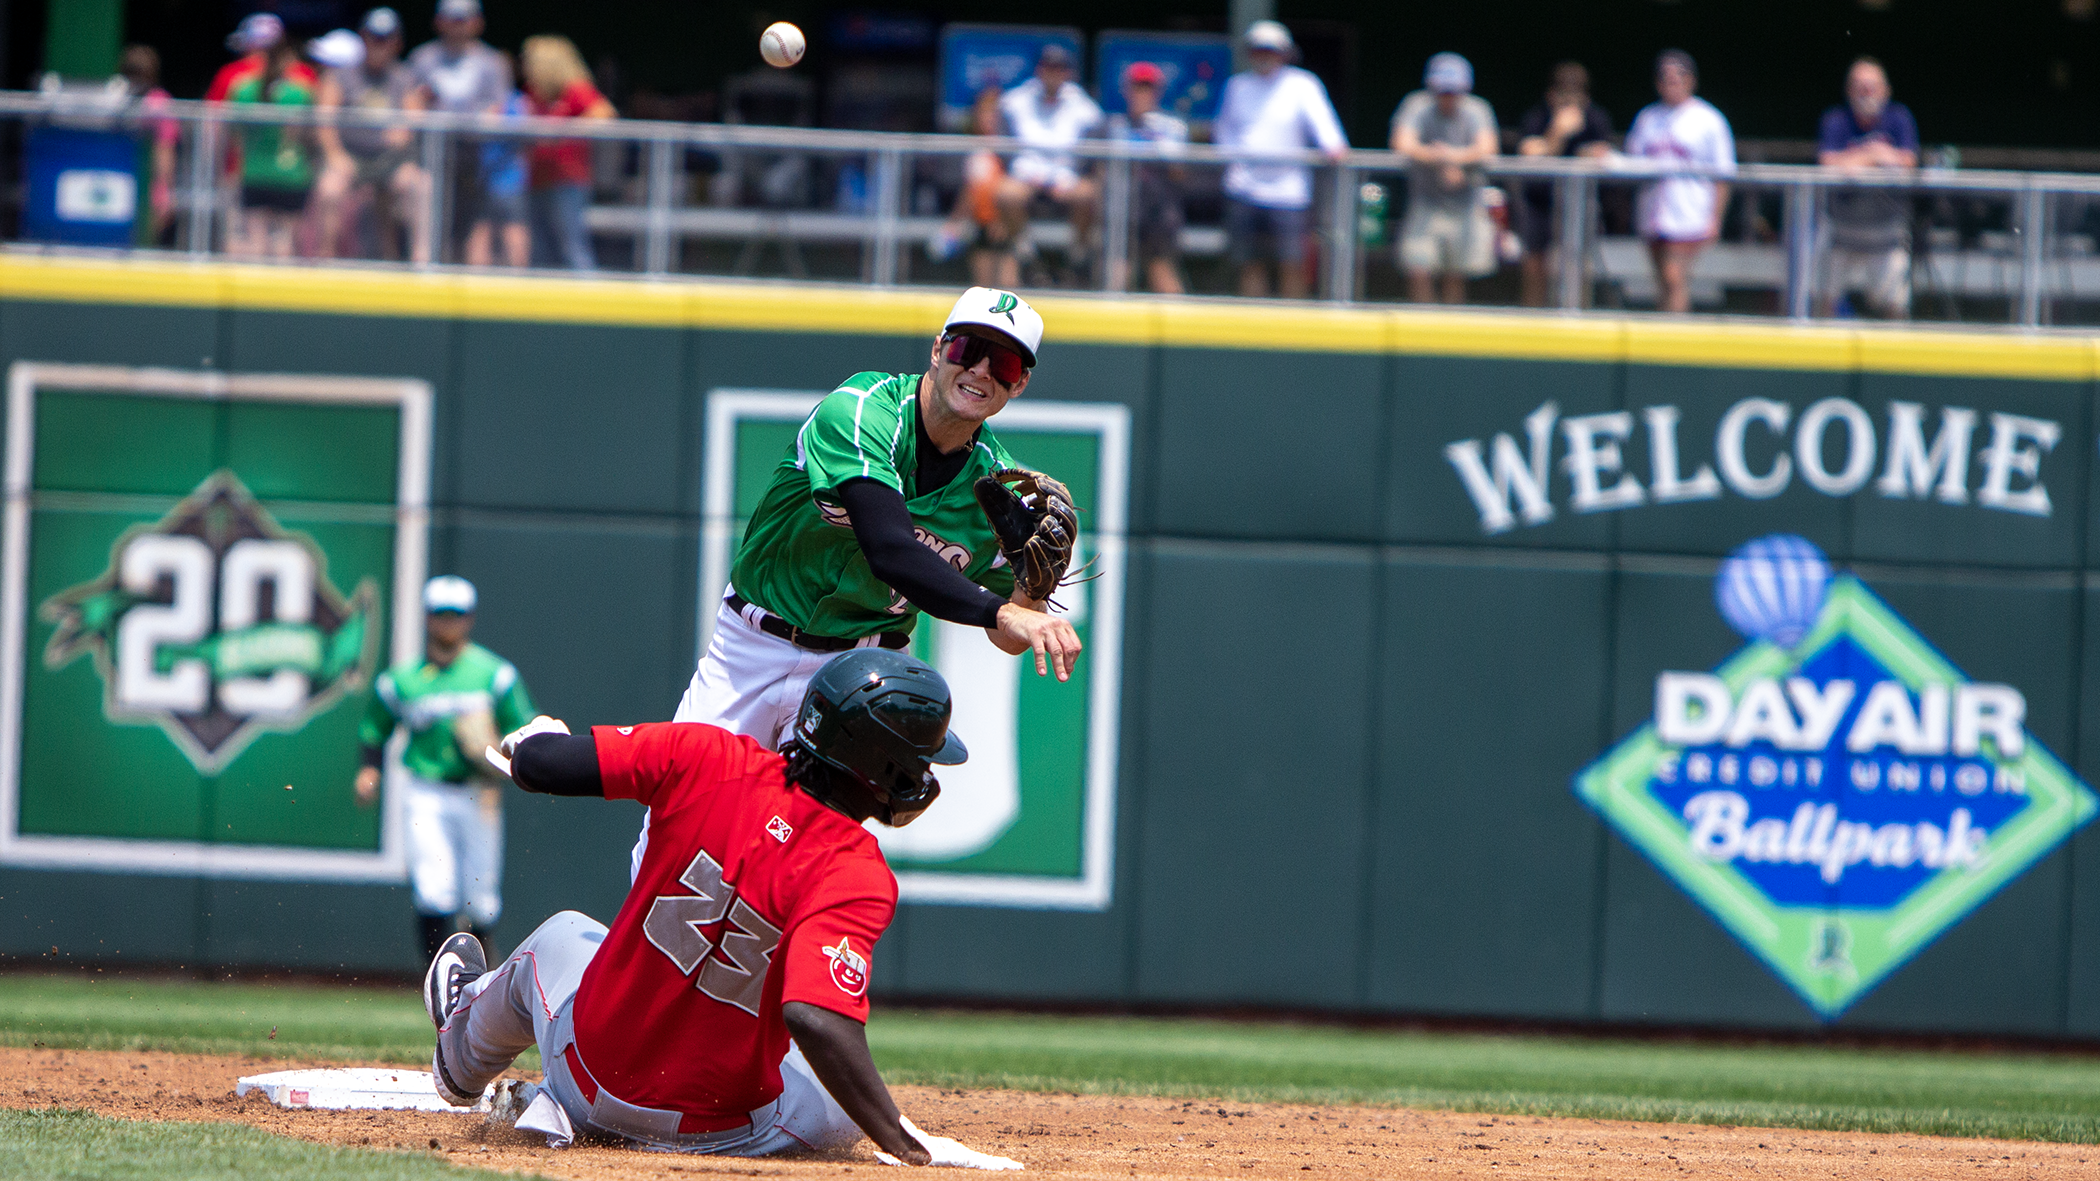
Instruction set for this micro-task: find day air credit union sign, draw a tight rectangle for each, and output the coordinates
[1447,391,2099,1016]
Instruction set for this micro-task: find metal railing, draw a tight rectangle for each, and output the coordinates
[10,89,2100,326]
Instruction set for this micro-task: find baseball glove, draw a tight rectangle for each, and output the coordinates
[974,467,1081,605]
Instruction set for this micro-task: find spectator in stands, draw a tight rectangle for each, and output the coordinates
[941,87,1019,287]
[1624,50,1734,313]
[1816,57,1919,319]
[225,35,318,259]
[520,35,614,270]
[465,51,532,269]
[1104,61,1189,295]
[314,8,432,263]
[408,0,510,259]
[207,14,308,102]
[119,45,178,247]
[1390,52,1499,305]
[1515,62,1614,307]
[997,44,1102,284]
[1214,20,1348,299]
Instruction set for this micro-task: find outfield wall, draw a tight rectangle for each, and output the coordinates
[0,255,2097,1038]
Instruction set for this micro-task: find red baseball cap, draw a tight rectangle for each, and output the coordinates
[1123,61,1165,87]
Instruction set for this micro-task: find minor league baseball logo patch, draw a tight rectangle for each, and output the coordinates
[822,935,868,996]
[767,815,793,843]
[1575,534,2098,1018]
[39,469,380,775]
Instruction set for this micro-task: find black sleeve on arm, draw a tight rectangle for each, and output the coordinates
[838,477,1005,629]
[358,744,384,771]
[510,732,603,798]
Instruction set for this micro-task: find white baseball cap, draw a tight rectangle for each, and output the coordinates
[1243,20,1293,52]
[227,13,284,52]
[308,29,365,69]
[943,287,1043,367]
[424,575,477,614]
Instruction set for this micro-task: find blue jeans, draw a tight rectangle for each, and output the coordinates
[529,184,594,270]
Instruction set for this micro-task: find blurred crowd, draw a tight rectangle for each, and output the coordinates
[952,21,1918,314]
[131,0,613,269]
[96,10,1926,311]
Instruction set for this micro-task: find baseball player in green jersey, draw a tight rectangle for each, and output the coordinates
[357,575,535,958]
[637,286,1081,878]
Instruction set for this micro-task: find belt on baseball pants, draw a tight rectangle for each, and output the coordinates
[727,594,910,653]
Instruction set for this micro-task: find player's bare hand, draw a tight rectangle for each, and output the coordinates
[995,602,1082,682]
[354,766,381,807]
[498,715,570,759]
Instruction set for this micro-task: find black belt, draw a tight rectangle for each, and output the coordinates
[727,594,910,653]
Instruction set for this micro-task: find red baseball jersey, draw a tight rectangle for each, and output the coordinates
[568,722,896,1129]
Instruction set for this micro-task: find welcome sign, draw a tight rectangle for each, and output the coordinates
[1576,535,2098,1016]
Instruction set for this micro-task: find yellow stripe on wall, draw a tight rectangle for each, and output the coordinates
[0,252,2091,382]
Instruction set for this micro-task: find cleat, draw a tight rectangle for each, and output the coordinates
[431,1043,480,1108]
[423,931,486,1028]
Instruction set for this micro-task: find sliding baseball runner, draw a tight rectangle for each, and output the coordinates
[427,649,1019,1167]
[635,286,1084,877]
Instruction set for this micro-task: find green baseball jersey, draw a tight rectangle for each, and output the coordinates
[357,642,534,784]
[732,371,1019,639]
[228,71,315,190]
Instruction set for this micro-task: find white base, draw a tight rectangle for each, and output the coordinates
[234,1067,495,1112]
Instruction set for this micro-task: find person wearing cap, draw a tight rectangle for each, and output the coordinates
[204,13,318,194]
[356,575,538,960]
[996,44,1103,284]
[1391,52,1501,304]
[1102,61,1190,295]
[315,8,433,263]
[1623,49,1735,313]
[629,287,1082,882]
[408,0,512,258]
[224,32,320,259]
[1213,20,1349,298]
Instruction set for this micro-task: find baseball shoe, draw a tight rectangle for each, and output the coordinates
[424,931,487,1108]
[423,930,486,1029]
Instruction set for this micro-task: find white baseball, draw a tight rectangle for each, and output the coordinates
[759,21,805,68]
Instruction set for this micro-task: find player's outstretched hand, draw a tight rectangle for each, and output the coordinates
[993,602,1082,682]
[874,1115,1023,1170]
[498,715,570,759]
[353,766,381,807]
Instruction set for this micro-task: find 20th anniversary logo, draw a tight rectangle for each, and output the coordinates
[39,470,380,775]
[1576,535,2099,1016]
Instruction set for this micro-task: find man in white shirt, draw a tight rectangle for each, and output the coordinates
[997,45,1103,282]
[1212,20,1349,298]
[1623,49,1735,313]
[406,0,511,259]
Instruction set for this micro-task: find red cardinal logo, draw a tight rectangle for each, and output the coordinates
[822,936,868,997]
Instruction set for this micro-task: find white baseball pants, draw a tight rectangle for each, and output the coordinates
[440,909,859,1155]
[406,775,502,926]
[630,592,877,881]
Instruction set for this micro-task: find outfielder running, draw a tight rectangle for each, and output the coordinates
[425,649,1018,1167]
[356,575,535,959]
[637,286,1083,877]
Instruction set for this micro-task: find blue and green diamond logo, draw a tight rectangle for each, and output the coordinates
[1575,535,2099,1017]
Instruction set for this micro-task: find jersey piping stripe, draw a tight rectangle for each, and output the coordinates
[891,396,912,469]
[0,254,2091,382]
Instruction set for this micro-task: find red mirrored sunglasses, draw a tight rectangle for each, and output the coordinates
[942,333,1029,385]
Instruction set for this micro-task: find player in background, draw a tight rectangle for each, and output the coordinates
[356,575,535,959]
[635,286,1082,878]
[424,650,1018,1167]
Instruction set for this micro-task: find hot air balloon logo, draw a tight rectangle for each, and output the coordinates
[1714,534,1831,648]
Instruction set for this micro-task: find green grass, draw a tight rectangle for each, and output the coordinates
[3,972,2099,1143]
[0,1108,529,1181]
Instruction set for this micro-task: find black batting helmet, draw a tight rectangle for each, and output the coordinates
[788,648,967,827]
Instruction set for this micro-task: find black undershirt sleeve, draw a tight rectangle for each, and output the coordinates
[358,744,384,771]
[838,477,1005,629]
[510,732,603,798]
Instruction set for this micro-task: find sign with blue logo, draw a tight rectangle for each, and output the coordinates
[1093,31,1232,125]
[936,23,1084,131]
[1576,535,2098,1017]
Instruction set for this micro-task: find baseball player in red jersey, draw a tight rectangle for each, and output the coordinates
[422,649,1018,1167]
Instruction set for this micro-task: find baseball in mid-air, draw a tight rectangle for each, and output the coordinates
[760,21,806,68]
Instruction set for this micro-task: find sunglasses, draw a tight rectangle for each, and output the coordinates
[942,333,1029,385]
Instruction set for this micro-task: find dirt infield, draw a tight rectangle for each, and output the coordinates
[3,1047,2093,1179]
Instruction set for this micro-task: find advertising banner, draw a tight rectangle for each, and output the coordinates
[0,364,431,880]
[698,389,1128,909]
[936,24,1086,131]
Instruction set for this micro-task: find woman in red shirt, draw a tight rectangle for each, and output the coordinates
[521,35,614,269]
